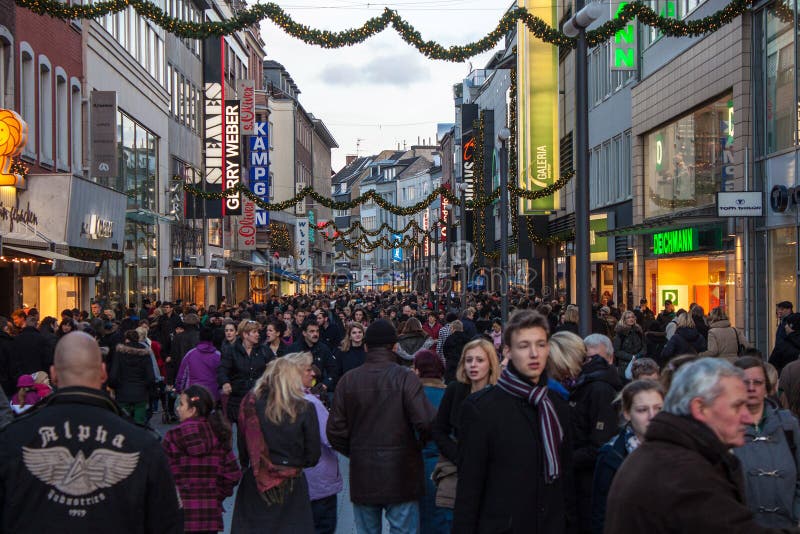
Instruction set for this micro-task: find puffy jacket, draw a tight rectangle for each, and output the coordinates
[733,401,800,528]
[176,341,221,401]
[612,325,645,377]
[110,343,155,404]
[335,345,366,377]
[702,320,746,359]
[217,339,271,419]
[0,386,183,533]
[327,347,436,505]
[659,327,707,366]
[162,417,241,532]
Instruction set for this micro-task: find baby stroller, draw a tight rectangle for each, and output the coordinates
[161,385,179,424]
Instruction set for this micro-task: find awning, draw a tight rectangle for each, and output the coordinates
[171,267,229,276]
[126,209,175,225]
[597,218,723,238]
[0,232,49,249]
[228,258,268,272]
[4,245,99,275]
[271,266,306,284]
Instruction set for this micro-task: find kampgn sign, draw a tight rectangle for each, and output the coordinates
[517,0,559,214]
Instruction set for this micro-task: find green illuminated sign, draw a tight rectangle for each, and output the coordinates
[611,2,637,71]
[652,228,698,255]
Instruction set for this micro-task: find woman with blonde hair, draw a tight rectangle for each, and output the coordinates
[658,312,707,366]
[547,330,586,399]
[433,338,500,469]
[335,322,367,377]
[613,310,646,380]
[232,356,321,533]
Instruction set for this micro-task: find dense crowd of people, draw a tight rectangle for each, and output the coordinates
[0,290,799,533]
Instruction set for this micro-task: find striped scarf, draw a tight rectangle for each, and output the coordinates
[497,366,564,482]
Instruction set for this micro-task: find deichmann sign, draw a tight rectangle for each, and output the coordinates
[517,0,559,214]
[91,91,118,178]
[224,100,241,216]
[611,2,637,70]
[652,228,698,255]
[717,191,762,217]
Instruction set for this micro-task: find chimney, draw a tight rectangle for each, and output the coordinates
[345,155,357,165]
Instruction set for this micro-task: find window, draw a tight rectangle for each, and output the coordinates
[39,57,53,165]
[589,129,633,209]
[55,71,68,170]
[763,0,794,154]
[20,45,35,157]
[71,80,82,174]
[0,35,11,109]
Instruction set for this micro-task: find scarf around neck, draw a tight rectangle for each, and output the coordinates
[497,366,564,482]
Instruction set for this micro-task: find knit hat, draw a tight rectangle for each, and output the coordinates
[414,349,443,379]
[365,319,398,347]
[16,375,34,388]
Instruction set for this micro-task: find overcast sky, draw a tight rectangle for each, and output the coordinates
[258,0,512,171]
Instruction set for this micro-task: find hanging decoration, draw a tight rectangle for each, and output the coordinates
[267,222,291,251]
[16,0,752,58]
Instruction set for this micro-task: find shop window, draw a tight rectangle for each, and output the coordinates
[764,0,794,155]
[22,276,81,319]
[38,57,53,165]
[20,45,35,158]
[55,70,68,171]
[644,93,733,218]
[768,227,797,352]
[71,79,82,174]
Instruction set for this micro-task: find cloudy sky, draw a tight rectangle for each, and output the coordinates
[258,0,512,171]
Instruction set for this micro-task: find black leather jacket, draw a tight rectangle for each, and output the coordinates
[217,339,272,402]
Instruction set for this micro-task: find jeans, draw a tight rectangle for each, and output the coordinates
[311,494,337,534]
[353,501,420,534]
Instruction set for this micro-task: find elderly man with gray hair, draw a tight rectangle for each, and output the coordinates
[570,334,622,533]
[604,358,795,533]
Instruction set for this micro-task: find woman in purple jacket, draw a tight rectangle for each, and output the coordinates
[177,327,222,402]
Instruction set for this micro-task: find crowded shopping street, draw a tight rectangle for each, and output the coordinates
[0,0,799,530]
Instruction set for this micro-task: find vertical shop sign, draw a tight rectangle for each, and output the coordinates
[201,37,224,219]
[296,217,310,272]
[517,0,559,213]
[224,100,241,216]
[611,2,637,70]
[250,122,270,226]
[91,91,117,178]
[237,80,255,136]
[392,233,403,262]
[461,104,478,205]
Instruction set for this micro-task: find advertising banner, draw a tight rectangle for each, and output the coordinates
[224,100,241,216]
[517,0,559,214]
[237,79,255,136]
[90,91,117,178]
[249,122,270,227]
[461,104,478,205]
[296,217,310,272]
[199,37,224,219]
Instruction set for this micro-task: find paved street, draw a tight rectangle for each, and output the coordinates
[151,413,385,533]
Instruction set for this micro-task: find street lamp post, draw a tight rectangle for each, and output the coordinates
[564,1,602,337]
[498,127,511,325]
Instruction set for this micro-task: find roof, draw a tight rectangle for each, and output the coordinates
[312,117,338,149]
[332,157,370,184]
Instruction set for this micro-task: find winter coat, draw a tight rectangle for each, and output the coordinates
[217,340,272,420]
[110,342,156,404]
[0,330,15,396]
[288,338,339,391]
[155,311,181,357]
[335,345,366,377]
[176,340,222,401]
[658,326,707,366]
[702,320,746,359]
[422,321,441,340]
[443,331,470,383]
[591,427,629,534]
[645,330,666,360]
[556,321,580,335]
[9,326,51,382]
[604,412,794,534]
[171,326,200,364]
[432,380,472,463]
[569,355,623,533]
[733,401,800,528]
[327,346,436,505]
[693,312,710,341]
[162,417,241,532]
[263,341,289,361]
[0,386,183,533]
[453,368,576,534]
[612,325,645,377]
[396,333,435,364]
[304,391,343,501]
[320,323,343,352]
[770,331,800,376]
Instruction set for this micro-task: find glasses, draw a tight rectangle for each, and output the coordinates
[743,379,766,388]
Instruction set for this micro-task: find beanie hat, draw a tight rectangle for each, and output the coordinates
[365,319,398,347]
[414,349,443,379]
[16,375,35,388]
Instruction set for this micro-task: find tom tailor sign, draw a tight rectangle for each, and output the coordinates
[716,191,762,217]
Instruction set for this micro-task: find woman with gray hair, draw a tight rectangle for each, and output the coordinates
[605,358,767,533]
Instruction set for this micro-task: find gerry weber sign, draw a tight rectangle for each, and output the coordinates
[716,192,763,217]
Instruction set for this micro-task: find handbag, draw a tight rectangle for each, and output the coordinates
[732,327,746,356]
[431,455,458,509]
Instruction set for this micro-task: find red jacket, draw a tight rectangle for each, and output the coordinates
[162,417,241,532]
[422,321,442,340]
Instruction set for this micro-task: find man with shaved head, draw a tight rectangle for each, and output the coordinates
[0,332,183,533]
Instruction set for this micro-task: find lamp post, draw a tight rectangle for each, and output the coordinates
[564,1,602,337]
[498,127,511,325]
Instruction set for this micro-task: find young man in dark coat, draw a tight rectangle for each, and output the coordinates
[454,309,576,534]
[770,312,800,375]
[327,319,436,533]
[569,333,622,534]
[605,358,793,534]
[289,317,338,392]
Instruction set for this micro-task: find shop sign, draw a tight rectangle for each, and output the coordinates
[308,210,315,244]
[461,103,477,205]
[440,196,448,242]
[0,201,38,232]
[237,80,255,136]
[392,233,403,262]
[81,214,113,239]
[717,191,762,217]
[224,100,241,216]
[0,109,28,187]
[234,198,256,250]
[423,211,430,256]
[610,1,637,70]
[590,214,608,261]
[652,228,698,255]
[295,217,310,272]
[658,285,688,309]
[517,0,559,214]
[90,91,117,178]
[203,81,224,218]
[770,184,800,213]
[250,122,270,227]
